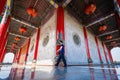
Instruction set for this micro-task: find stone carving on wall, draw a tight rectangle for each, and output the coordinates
[73,33,81,46]
[42,35,49,47]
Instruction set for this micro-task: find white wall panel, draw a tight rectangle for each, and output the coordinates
[87,31,100,64]
[104,45,111,64]
[65,11,87,65]
[36,13,56,65]
[26,32,37,64]
[98,40,107,64]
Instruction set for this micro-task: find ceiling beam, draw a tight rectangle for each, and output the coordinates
[47,0,58,8]
[7,45,20,49]
[106,43,120,47]
[104,37,120,43]
[97,30,119,37]
[86,13,115,27]
[11,17,38,29]
[63,0,72,7]
[6,47,19,50]
[9,32,28,39]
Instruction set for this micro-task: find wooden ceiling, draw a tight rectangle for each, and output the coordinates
[4,0,120,53]
[66,0,120,49]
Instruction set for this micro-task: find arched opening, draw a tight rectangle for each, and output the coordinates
[111,47,120,62]
[0,52,14,79]
[3,52,14,63]
[111,47,120,79]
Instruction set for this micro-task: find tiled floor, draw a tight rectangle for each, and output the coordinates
[0,65,119,80]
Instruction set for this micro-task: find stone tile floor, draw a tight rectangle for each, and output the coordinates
[0,65,120,80]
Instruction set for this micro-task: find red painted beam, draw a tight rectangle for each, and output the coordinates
[83,27,92,63]
[95,37,103,63]
[0,0,7,14]
[34,28,40,61]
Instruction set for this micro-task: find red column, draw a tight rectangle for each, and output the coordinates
[107,48,114,63]
[24,38,31,63]
[56,6,65,55]
[95,37,103,64]
[0,33,8,63]
[117,0,120,7]
[0,48,6,63]
[101,42,109,64]
[83,27,92,63]
[0,0,7,14]
[14,51,19,63]
[33,28,40,61]
[0,16,11,52]
[17,48,22,63]
[30,68,35,80]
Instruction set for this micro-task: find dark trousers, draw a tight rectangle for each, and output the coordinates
[55,53,67,67]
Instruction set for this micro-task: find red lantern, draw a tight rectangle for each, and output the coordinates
[12,43,17,48]
[111,41,116,44]
[85,3,96,15]
[27,7,33,15]
[27,7,37,17]
[32,9,37,17]
[106,35,112,40]
[99,25,107,31]
[19,27,27,33]
[15,36,21,41]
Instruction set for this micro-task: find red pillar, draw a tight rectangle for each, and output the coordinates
[0,0,7,14]
[56,6,65,55]
[25,38,31,63]
[107,48,114,63]
[17,48,22,63]
[117,0,120,7]
[0,16,10,52]
[83,27,92,63]
[33,28,40,61]
[101,42,109,64]
[30,68,35,80]
[0,33,8,63]
[95,37,103,64]
[0,48,6,63]
[14,51,19,63]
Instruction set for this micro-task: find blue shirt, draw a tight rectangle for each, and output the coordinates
[59,44,64,53]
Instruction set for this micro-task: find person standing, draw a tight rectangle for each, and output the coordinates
[55,40,67,67]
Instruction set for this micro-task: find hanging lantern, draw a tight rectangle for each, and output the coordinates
[12,43,17,48]
[27,7,37,17]
[85,3,96,15]
[27,7,33,15]
[111,41,116,44]
[106,35,112,40]
[15,36,21,41]
[19,27,27,33]
[99,25,107,31]
[32,9,37,17]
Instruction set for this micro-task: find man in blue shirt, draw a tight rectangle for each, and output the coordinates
[55,40,67,67]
